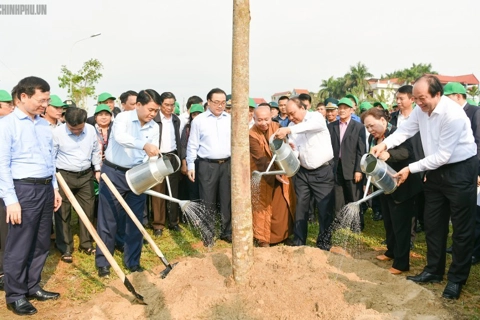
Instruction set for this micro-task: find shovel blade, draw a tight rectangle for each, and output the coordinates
[159,262,178,279]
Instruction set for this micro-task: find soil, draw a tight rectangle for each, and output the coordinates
[6,245,455,320]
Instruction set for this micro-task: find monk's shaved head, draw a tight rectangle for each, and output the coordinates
[254,105,270,118]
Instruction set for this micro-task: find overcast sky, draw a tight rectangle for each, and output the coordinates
[1,0,480,114]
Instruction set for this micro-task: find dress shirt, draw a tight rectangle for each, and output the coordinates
[351,113,361,123]
[0,108,57,205]
[53,123,102,172]
[339,118,350,158]
[274,115,290,127]
[159,112,177,153]
[397,112,409,127]
[288,111,333,169]
[104,110,159,168]
[186,109,231,170]
[384,96,476,173]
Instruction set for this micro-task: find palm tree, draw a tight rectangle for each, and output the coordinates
[345,62,373,89]
[468,86,479,101]
[318,76,337,100]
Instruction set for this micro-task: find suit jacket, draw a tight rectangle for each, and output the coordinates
[154,112,182,163]
[389,110,425,162]
[463,103,480,174]
[328,119,366,181]
[369,126,422,204]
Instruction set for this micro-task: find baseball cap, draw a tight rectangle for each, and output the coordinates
[97,92,116,103]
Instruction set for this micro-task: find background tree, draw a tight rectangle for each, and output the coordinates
[385,63,437,84]
[344,62,373,94]
[58,58,103,110]
[468,85,479,101]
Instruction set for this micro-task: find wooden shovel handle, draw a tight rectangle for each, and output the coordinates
[101,173,168,261]
[55,172,126,281]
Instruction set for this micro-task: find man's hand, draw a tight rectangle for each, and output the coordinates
[274,127,291,140]
[370,143,387,157]
[54,189,62,211]
[477,176,480,186]
[181,160,187,175]
[378,151,390,161]
[276,175,289,184]
[143,143,160,157]
[95,171,101,182]
[354,172,363,183]
[6,202,21,225]
[188,170,195,182]
[393,167,410,186]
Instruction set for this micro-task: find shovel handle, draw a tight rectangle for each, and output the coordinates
[56,173,127,282]
[101,173,169,262]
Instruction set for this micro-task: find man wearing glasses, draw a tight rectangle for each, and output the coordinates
[186,88,232,244]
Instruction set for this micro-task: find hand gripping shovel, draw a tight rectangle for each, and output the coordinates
[101,173,177,278]
[55,173,146,305]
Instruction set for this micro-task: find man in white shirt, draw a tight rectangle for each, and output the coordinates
[371,75,477,300]
[95,89,160,278]
[151,92,183,236]
[54,107,101,263]
[274,97,335,250]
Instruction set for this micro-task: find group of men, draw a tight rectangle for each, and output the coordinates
[0,74,479,316]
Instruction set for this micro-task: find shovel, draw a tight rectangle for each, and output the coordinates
[56,173,146,305]
[101,173,178,278]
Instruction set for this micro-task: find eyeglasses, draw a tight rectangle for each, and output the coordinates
[209,100,226,107]
[31,97,51,105]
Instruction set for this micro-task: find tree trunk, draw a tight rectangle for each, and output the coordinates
[231,0,253,284]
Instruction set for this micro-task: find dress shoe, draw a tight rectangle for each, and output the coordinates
[27,288,60,301]
[154,229,163,237]
[7,298,37,316]
[128,265,144,273]
[376,254,393,261]
[220,235,232,243]
[389,267,403,275]
[442,281,462,300]
[169,225,183,233]
[406,271,442,283]
[446,246,452,254]
[0,275,4,291]
[98,266,110,278]
[472,256,480,265]
[373,212,383,221]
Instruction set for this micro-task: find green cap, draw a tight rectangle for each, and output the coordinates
[249,97,256,108]
[0,89,12,102]
[94,104,112,115]
[467,99,478,106]
[174,106,180,115]
[269,101,279,108]
[359,101,373,112]
[345,94,359,106]
[443,82,466,95]
[189,104,204,114]
[337,97,354,108]
[373,102,388,110]
[97,92,116,103]
[49,95,68,108]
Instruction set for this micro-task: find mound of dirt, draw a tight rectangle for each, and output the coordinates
[62,246,451,320]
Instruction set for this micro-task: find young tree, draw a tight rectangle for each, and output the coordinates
[58,58,103,110]
[231,0,253,284]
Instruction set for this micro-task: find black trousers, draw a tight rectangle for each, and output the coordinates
[473,206,480,257]
[95,165,146,269]
[292,164,334,248]
[0,199,7,275]
[334,161,362,213]
[56,170,95,253]
[380,195,414,271]
[197,159,232,238]
[423,156,477,284]
[4,181,53,304]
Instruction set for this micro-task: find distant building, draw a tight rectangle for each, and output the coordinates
[271,88,310,102]
[253,98,267,105]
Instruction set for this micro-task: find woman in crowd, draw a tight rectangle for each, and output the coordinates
[361,108,422,275]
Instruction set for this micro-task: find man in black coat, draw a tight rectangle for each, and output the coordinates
[151,92,183,237]
[444,82,480,265]
[328,97,366,230]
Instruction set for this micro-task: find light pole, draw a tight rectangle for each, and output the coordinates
[68,33,101,99]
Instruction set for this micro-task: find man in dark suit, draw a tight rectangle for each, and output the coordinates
[390,85,425,247]
[151,92,183,237]
[328,97,366,230]
[444,82,480,265]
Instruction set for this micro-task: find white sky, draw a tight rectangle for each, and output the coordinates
[1,0,480,115]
